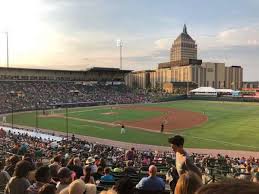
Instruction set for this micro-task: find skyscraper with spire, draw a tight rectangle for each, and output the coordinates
[170,24,197,62]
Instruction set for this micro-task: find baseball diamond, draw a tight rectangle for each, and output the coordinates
[5,100,259,151]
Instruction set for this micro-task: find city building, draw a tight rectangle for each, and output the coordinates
[170,24,197,62]
[125,25,243,92]
[201,62,225,88]
[225,66,243,90]
[242,81,259,88]
[163,81,198,94]
[125,70,153,89]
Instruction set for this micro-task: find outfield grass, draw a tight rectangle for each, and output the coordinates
[6,100,259,151]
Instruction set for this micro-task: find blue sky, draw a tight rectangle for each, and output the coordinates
[0,0,258,80]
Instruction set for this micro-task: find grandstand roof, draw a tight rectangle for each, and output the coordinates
[87,67,132,73]
[0,66,132,73]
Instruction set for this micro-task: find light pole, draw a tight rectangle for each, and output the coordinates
[6,32,9,68]
[186,71,189,96]
[66,106,68,142]
[9,91,15,129]
[186,81,189,96]
[1,32,9,68]
[35,103,39,130]
[117,39,123,69]
[11,102,14,129]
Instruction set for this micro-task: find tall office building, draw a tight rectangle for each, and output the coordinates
[170,24,197,62]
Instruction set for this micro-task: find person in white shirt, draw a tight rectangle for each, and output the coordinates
[168,135,202,178]
[120,124,125,134]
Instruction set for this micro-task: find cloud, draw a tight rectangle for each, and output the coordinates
[153,25,259,52]
[198,25,259,50]
[154,38,172,50]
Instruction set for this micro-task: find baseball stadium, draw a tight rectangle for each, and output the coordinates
[1,66,259,194]
[0,65,258,151]
[1,3,259,192]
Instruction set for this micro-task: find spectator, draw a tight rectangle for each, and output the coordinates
[56,167,73,193]
[195,179,259,194]
[50,155,62,170]
[252,172,259,183]
[5,156,19,177]
[67,157,83,179]
[113,164,123,173]
[125,147,135,161]
[99,158,106,169]
[168,135,202,178]
[49,163,60,184]
[166,166,179,193]
[27,166,51,194]
[101,167,114,182]
[38,184,57,194]
[60,179,85,194]
[124,161,137,175]
[100,189,117,194]
[84,183,97,194]
[60,179,96,194]
[113,177,134,194]
[238,165,252,181]
[93,167,103,181]
[85,157,97,174]
[174,171,202,194]
[0,161,11,191]
[4,160,33,194]
[94,155,100,166]
[136,165,165,191]
[81,166,95,184]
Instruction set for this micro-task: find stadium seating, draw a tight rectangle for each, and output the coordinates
[0,81,168,114]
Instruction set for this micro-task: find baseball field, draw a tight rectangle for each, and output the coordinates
[6,100,259,151]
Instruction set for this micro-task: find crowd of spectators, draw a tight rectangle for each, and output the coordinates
[0,128,259,194]
[0,81,168,114]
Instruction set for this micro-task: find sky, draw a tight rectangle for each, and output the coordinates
[0,0,258,81]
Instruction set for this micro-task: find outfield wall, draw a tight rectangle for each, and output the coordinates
[159,95,187,102]
[188,95,259,102]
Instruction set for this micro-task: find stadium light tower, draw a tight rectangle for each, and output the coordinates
[1,32,10,68]
[116,39,123,69]
[6,32,9,68]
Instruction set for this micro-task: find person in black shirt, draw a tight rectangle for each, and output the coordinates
[160,123,164,133]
